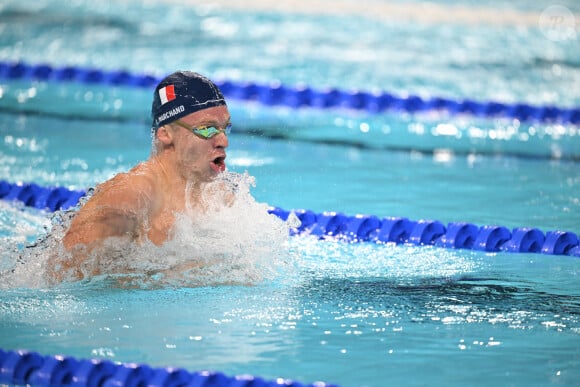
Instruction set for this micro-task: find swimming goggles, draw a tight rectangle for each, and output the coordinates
[173,120,232,139]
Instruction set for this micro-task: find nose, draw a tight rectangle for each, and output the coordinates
[212,131,228,149]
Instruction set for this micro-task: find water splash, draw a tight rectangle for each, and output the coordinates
[1,171,295,289]
[134,171,296,288]
[0,201,51,277]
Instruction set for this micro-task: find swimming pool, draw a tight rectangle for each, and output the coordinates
[1,0,580,386]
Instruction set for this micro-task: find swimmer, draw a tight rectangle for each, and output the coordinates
[48,71,233,281]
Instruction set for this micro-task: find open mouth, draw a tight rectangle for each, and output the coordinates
[211,156,226,172]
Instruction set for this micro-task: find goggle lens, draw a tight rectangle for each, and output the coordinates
[193,123,232,138]
[174,120,232,139]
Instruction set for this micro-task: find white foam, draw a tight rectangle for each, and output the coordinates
[1,171,295,289]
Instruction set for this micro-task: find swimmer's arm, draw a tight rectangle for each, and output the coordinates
[45,207,140,284]
[47,179,152,283]
[46,218,135,284]
[63,176,154,250]
[62,206,140,249]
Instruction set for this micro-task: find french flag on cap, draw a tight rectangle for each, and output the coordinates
[159,84,176,105]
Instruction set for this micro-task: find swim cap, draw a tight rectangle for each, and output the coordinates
[151,71,226,130]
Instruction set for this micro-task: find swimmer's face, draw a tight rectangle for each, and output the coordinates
[169,106,230,182]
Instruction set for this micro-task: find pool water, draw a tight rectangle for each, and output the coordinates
[1,0,580,386]
[1,248,579,387]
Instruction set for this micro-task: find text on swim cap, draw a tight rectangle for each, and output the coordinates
[156,105,185,125]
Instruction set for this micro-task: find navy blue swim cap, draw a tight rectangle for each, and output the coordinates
[151,71,226,130]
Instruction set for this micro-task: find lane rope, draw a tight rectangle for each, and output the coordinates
[2,180,578,257]
[1,60,579,124]
[0,349,338,387]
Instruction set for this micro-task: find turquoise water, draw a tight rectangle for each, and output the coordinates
[1,1,580,386]
[1,250,578,386]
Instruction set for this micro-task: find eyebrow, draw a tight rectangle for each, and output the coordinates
[191,117,232,127]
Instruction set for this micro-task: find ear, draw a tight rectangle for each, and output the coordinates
[155,125,174,146]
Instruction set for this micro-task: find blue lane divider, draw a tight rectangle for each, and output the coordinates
[0,349,338,387]
[1,60,579,124]
[270,207,580,257]
[0,180,86,212]
[2,180,578,257]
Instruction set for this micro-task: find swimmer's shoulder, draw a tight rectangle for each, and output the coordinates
[88,163,159,207]
[118,164,158,191]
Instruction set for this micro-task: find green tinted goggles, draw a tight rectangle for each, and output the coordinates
[174,120,232,139]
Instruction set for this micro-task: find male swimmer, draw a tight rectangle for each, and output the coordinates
[48,71,233,281]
